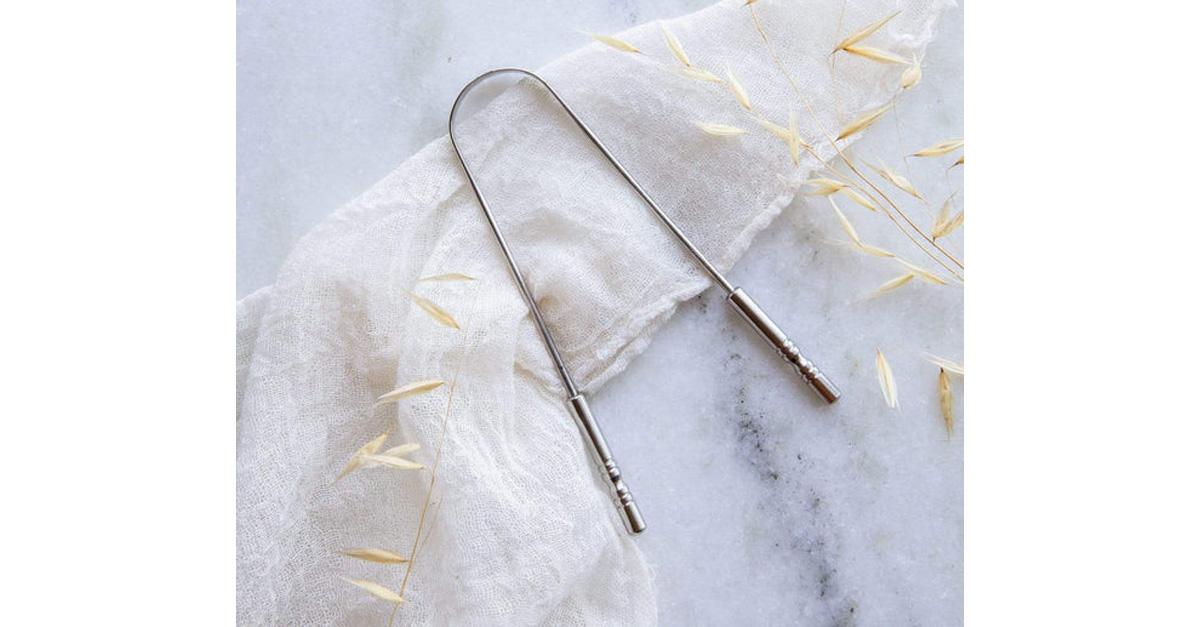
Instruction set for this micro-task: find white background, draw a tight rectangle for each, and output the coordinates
[2,1,1199,625]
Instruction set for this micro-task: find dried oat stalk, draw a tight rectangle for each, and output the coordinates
[837,103,892,140]
[589,33,639,53]
[901,57,922,89]
[343,578,405,604]
[870,162,923,199]
[418,273,476,282]
[681,66,724,83]
[833,11,901,53]
[726,68,752,110]
[911,138,965,158]
[842,45,906,64]
[407,291,460,329]
[939,368,954,435]
[876,349,898,409]
[932,196,964,240]
[336,432,389,481]
[868,273,915,299]
[661,25,691,66]
[341,548,409,564]
[696,122,747,137]
[377,379,446,405]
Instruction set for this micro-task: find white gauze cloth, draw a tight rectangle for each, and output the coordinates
[236,0,951,623]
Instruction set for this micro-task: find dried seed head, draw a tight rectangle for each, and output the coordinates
[589,33,640,53]
[876,349,898,409]
[939,368,954,435]
[418,272,476,282]
[726,67,752,110]
[759,118,792,141]
[870,162,923,199]
[932,196,964,240]
[407,291,460,329]
[895,258,948,285]
[343,578,405,604]
[787,109,801,164]
[805,178,847,195]
[868,273,915,299]
[837,103,892,140]
[340,548,409,564]
[695,122,747,137]
[336,432,389,481]
[680,66,724,83]
[661,25,691,66]
[360,453,424,471]
[901,57,922,89]
[382,443,420,457]
[827,197,893,257]
[829,197,862,244]
[376,379,445,405]
[834,11,901,52]
[842,45,907,64]
[911,138,965,157]
[839,187,879,212]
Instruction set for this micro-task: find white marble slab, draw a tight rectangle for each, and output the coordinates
[238,0,963,624]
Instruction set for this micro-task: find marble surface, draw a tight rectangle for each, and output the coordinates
[238,0,963,624]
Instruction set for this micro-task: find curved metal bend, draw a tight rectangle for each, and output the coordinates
[448,68,839,408]
[448,68,733,398]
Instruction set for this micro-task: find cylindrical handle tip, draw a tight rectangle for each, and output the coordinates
[727,288,841,404]
[811,372,841,404]
[622,500,647,535]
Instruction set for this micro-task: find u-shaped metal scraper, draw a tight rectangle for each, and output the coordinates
[449,68,841,535]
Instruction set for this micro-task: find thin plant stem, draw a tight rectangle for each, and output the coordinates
[391,287,480,624]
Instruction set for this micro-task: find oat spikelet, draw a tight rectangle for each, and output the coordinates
[842,45,907,64]
[805,178,848,196]
[680,66,724,83]
[837,103,891,141]
[939,368,954,435]
[377,379,445,405]
[829,197,863,244]
[901,57,922,89]
[896,258,948,285]
[383,443,420,457]
[839,187,879,212]
[875,349,898,409]
[759,118,792,141]
[337,432,389,481]
[696,122,747,137]
[911,138,965,157]
[833,11,901,53]
[361,453,424,471]
[418,272,476,282]
[407,291,460,329]
[923,353,964,376]
[343,578,405,604]
[868,273,915,299]
[786,109,801,164]
[661,25,691,66]
[341,548,409,564]
[725,68,752,110]
[932,197,964,240]
[871,162,923,199]
[951,154,964,168]
[589,33,639,53]
[828,198,894,257]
